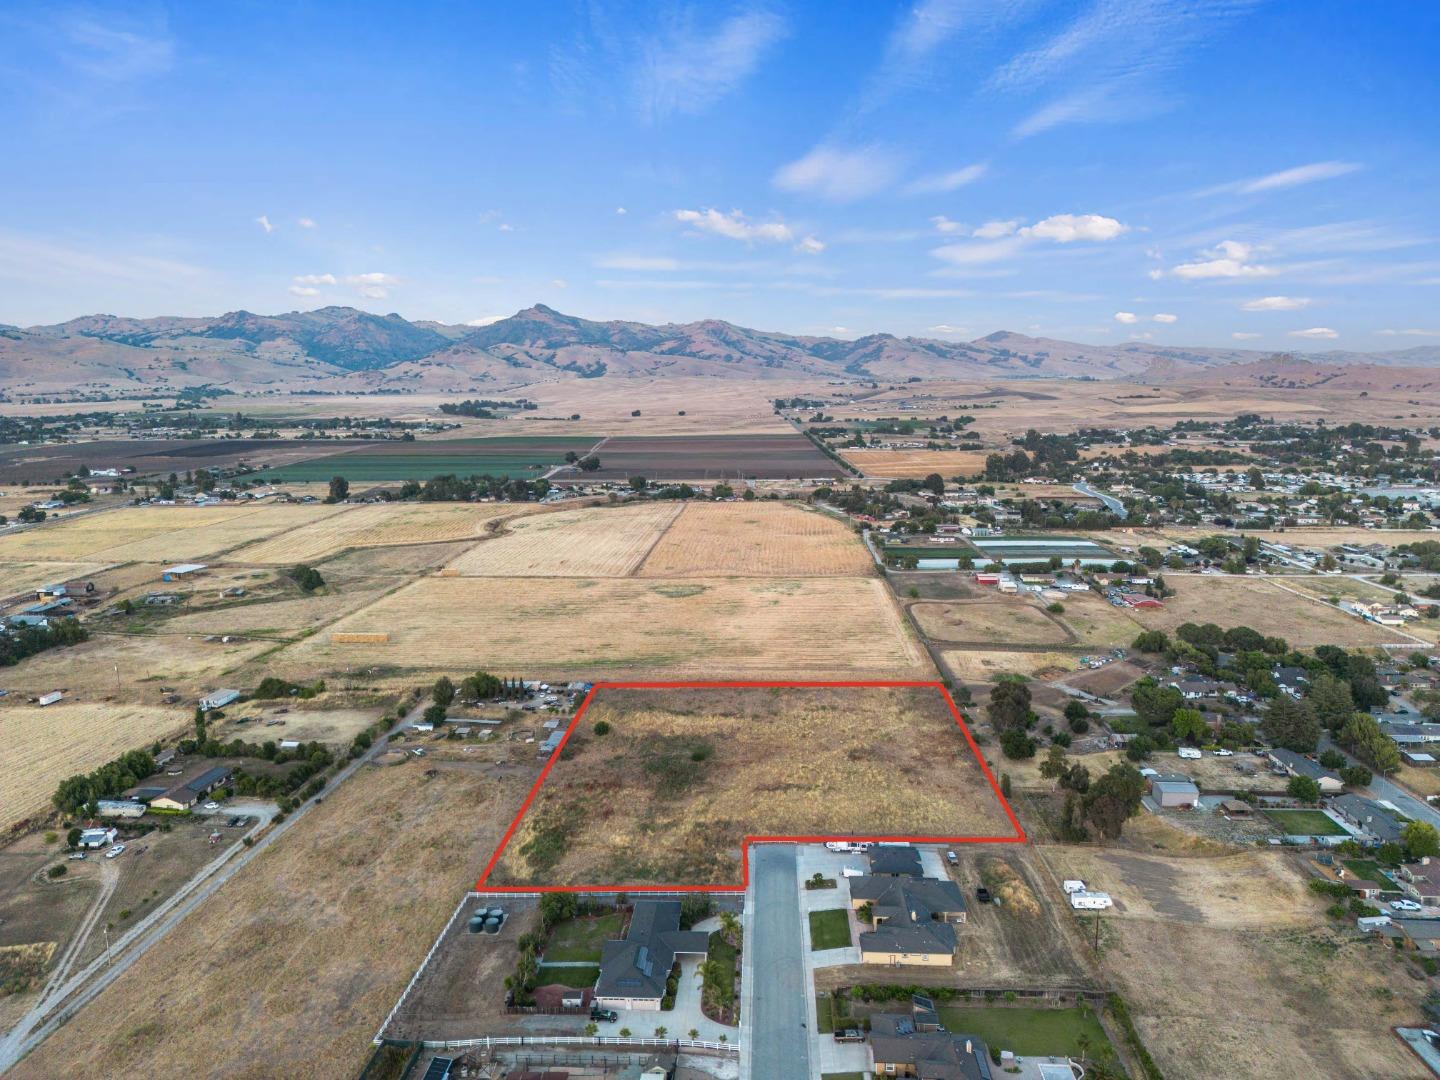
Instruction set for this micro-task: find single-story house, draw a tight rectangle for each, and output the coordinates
[1392,917,1440,952]
[869,1009,993,1080]
[78,827,117,849]
[1399,859,1440,909]
[1267,749,1344,793]
[867,844,923,878]
[850,875,967,966]
[1170,678,1222,701]
[1329,793,1406,845]
[1404,750,1439,768]
[1149,773,1200,809]
[1380,722,1440,746]
[593,900,709,1012]
[150,766,230,811]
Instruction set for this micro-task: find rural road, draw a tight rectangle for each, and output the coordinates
[0,704,417,1073]
[1072,481,1125,516]
[741,845,811,1080]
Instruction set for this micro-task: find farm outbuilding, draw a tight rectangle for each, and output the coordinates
[1149,773,1200,809]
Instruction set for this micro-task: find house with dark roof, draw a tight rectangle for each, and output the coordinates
[867,844,924,878]
[1266,749,1343,793]
[149,766,230,811]
[869,1010,993,1080]
[1399,859,1440,910]
[1329,793,1405,846]
[850,875,967,966]
[594,901,709,1011]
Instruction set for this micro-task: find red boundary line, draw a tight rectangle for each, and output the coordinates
[475,680,1026,894]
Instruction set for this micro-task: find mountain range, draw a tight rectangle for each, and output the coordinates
[3,304,1438,398]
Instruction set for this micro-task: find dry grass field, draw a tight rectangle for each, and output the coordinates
[0,504,345,563]
[282,575,928,679]
[228,502,537,565]
[445,502,682,577]
[1109,919,1423,1080]
[1126,576,1404,647]
[9,760,535,1080]
[636,502,871,577]
[485,685,1016,887]
[1054,593,1145,647]
[0,558,113,597]
[911,600,1070,645]
[0,703,186,830]
[838,448,988,478]
[160,583,397,638]
[944,649,1077,682]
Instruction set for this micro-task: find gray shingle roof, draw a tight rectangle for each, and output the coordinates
[594,901,709,1003]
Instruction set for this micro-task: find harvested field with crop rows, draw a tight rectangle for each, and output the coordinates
[636,501,871,577]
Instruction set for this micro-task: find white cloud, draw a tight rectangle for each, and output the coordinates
[1152,313,1178,323]
[465,315,507,327]
[255,215,275,234]
[1231,332,1262,340]
[1242,295,1309,311]
[927,324,969,335]
[973,219,1021,240]
[293,273,337,287]
[633,11,787,122]
[551,278,568,289]
[931,236,1029,266]
[1113,311,1139,324]
[595,254,681,271]
[615,207,627,215]
[931,216,965,235]
[903,162,988,195]
[1378,328,1440,337]
[498,223,515,232]
[297,217,316,229]
[673,208,794,244]
[1019,213,1126,243]
[344,272,399,299]
[1288,327,1338,340]
[795,236,826,255]
[288,285,319,297]
[773,144,902,202]
[1166,240,1276,280]
[1204,160,1362,196]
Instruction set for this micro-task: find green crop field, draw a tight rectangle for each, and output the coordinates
[255,437,597,481]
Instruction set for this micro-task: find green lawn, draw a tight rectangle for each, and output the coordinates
[936,1004,1113,1059]
[543,913,623,963]
[1343,858,1393,884]
[1265,809,1348,836]
[535,964,599,988]
[703,931,740,1021]
[815,992,836,1034]
[808,908,853,951]
[820,1074,865,1080]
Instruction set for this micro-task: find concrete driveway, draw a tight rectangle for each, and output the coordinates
[597,915,736,1043]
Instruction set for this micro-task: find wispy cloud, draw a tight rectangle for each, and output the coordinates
[1232,331,1262,340]
[595,254,682,271]
[1114,311,1138,324]
[1241,295,1309,311]
[773,144,902,203]
[1378,328,1440,337]
[997,0,1257,139]
[53,12,175,82]
[623,9,787,122]
[903,162,988,195]
[290,271,398,300]
[1152,312,1177,323]
[255,215,275,234]
[297,217,316,229]
[1200,160,1362,197]
[1288,326,1338,340]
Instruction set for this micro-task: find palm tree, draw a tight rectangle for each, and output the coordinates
[1076,1032,1092,1065]
[719,910,741,946]
[688,1028,699,1040]
[655,1025,668,1038]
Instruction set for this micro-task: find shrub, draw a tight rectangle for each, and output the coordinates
[47,864,67,879]
[593,720,611,736]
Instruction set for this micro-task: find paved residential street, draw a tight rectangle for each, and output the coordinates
[1319,733,1440,831]
[743,844,812,1080]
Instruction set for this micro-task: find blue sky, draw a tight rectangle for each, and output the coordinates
[1,1,1437,351]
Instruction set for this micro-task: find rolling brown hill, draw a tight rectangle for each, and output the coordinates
[4,304,1438,399]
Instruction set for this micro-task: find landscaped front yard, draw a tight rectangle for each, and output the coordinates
[809,908,853,951]
[935,1004,1113,1060]
[702,930,739,1025]
[542,912,624,963]
[1264,809,1348,836]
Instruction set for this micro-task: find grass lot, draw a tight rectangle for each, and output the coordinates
[808,909,852,951]
[535,964,600,988]
[1265,809,1348,836]
[935,1004,1112,1059]
[486,686,1016,887]
[543,913,623,963]
[815,992,837,1034]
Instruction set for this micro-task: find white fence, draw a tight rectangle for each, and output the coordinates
[420,1035,738,1055]
[373,891,470,1042]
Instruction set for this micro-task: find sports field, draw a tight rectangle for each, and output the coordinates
[252,437,597,481]
[229,502,536,564]
[444,503,683,577]
[636,502,871,577]
[282,575,927,678]
[482,684,1019,888]
[0,703,187,831]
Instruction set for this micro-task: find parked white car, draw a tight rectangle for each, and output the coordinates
[1213,749,1234,757]
[1392,899,1423,912]
[105,844,125,859]
[203,801,221,810]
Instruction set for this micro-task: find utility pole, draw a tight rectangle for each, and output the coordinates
[1092,912,1101,952]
